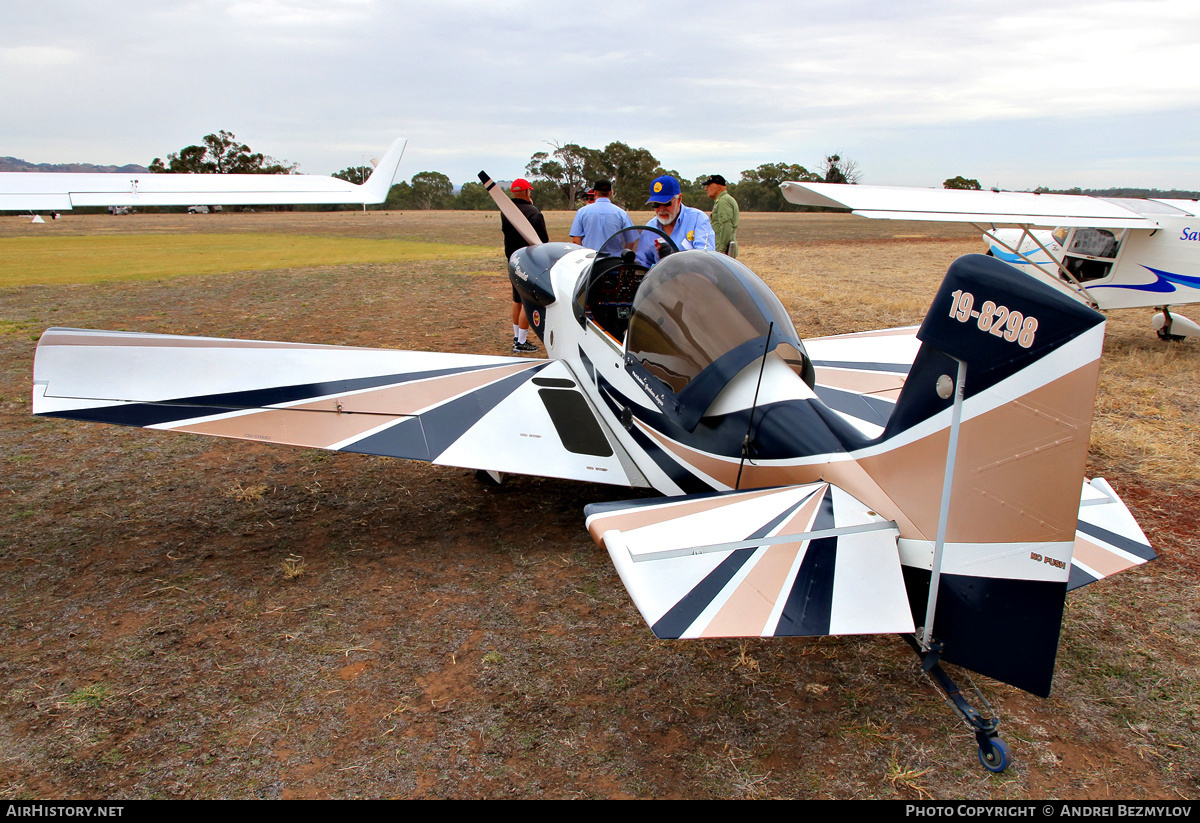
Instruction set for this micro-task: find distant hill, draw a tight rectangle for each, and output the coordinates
[0,157,150,174]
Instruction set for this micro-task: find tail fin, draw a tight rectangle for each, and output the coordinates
[866,254,1107,695]
[360,138,406,203]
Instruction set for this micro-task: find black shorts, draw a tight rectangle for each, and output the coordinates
[512,285,521,303]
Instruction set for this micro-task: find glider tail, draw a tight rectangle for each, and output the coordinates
[359,138,407,203]
[863,253,1110,695]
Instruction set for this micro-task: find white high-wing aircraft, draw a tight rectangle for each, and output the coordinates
[0,139,406,212]
[27,172,1156,772]
[780,182,1200,340]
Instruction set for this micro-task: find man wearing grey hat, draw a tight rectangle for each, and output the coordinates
[703,174,740,257]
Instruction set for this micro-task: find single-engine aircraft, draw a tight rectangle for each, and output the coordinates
[0,139,406,212]
[28,170,1156,773]
[780,181,1200,340]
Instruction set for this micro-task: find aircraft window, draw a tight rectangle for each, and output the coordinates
[625,251,812,424]
[1062,227,1123,283]
[1067,228,1119,259]
[1063,256,1114,283]
[1052,227,1069,246]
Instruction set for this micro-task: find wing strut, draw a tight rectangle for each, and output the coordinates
[922,357,966,652]
[976,223,1097,307]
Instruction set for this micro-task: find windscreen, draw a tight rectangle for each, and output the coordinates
[625,251,809,421]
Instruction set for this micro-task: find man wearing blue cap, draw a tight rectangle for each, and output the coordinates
[637,175,715,266]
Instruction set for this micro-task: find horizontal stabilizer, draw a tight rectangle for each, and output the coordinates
[32,328,647,488]
[803,325,918,436]
[1071,478,1156,590]
[586,483,914,639]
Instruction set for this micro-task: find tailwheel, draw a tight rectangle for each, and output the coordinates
[977,735,1010,773]
[906,635,1011,773]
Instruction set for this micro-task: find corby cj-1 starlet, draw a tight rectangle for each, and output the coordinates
[23,156,1155,772]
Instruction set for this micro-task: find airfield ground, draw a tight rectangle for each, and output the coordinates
[0,210,1197,799]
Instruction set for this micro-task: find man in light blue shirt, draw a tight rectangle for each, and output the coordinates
[570,180,634,257]
[636,175,716,267]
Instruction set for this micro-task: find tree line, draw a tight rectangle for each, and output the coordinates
[149,130,295,175]
[159,131,1185,213]
[150,131,869,212]
[369,142,865,213]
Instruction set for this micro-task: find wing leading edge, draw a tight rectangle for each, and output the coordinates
[32,328,648,488]
[779,182,1190,229]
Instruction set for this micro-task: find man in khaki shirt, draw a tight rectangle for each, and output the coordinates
[703,174,740,257]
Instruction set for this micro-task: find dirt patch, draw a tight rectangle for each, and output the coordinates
[0,212,1196,799]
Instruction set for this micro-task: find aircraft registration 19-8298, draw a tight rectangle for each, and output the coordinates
[21,156,1156,773]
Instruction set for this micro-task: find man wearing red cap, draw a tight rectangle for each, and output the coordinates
[501,178,549,353]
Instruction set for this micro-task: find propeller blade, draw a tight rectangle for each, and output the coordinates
[479,171,543,247]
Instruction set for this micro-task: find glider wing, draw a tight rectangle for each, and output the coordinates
[0,139,405,211]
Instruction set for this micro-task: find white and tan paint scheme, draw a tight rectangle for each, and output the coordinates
[32,207,1154,761]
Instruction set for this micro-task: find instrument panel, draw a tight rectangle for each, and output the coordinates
[584,258,648,340]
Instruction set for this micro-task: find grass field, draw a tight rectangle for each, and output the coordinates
[0,233,491,287]
[0,210,1196,799]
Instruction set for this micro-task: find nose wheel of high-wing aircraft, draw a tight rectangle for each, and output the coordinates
[1154,307,1200,341]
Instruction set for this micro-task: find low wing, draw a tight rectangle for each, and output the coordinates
[803,325,921,438]
[586,483,915,638]
[802,326,1156,588]
[32,328,648,488]
[1,139,405,211]
[779,182,1188,229]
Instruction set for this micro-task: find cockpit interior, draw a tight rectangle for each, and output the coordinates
[573,230,816,430]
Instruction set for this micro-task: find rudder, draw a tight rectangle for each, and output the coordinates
[868,255,1107,695]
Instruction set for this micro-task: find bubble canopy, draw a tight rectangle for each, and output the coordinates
[623,250,814,430]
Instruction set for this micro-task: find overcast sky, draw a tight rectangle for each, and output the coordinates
[4,0,1199,192]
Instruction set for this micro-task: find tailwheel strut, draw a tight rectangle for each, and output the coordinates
[904,635,1010,773]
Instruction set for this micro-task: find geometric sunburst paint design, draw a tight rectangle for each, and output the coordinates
[587,483,914,639]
